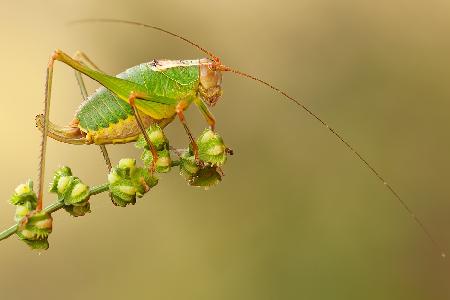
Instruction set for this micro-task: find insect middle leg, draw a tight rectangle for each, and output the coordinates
[72,50,112,171]
[128,93,159,173]
[193,97,216,131]
[176,101,201,162]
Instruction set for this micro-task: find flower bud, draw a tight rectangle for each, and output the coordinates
[49,166,72,193]
[10,180,37,207]
[189,166,222,188]
[49,167,91,215]
[14,201,34,223]
[141,148,171,173]
[179,152,199,178]
[179,150,222,188]
[135,125,172,173]
[118,158,136,170]
[16,211,53,250]
[108,159,158,207]
[197,129,227,166]
[135,124,168,151]
[63,202,91,217]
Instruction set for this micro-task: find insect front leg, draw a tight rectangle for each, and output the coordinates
[72,50,112,171]
[193,97,233,156]
[193,97,216,131]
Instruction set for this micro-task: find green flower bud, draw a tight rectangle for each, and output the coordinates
[118,158,136,169]
[197,129,227,166]
[71,183,89,199]
[135,125,172,173]
[57,176,72,194]
[141,148,171,173]
[16,211,52,250]
[119,185,136,195]
[63,202,91,217]
[108,172,120,185]
[131,167,157,197]
[49,166,72,193]
[108,159,158,207]
[179,151,199,178]
[179,150,222,188]
[49,167,91,215]
[14,201,35,223]
[15,183,30,195]
[10,180,37,207]
[135,124,168,151]
[189,166,222,188]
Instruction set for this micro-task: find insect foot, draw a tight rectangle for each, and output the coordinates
[196,129,227,166]
[108,158,158,207]
[10,181,52,250]
[135,124,171,173]
[49,167,91,217]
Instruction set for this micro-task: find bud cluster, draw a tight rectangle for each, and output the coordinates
[16,211,53,250]
[135,124,171,173]
[108,158,158,207]
[177,128,229,188]
[10,180,37,222]
[49,166,91,217]
[10,180,52,249]
[179,149,222,188]
[4,126,231,250]
[197,129,227,166]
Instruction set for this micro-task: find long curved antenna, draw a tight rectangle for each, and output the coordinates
[70,18,446,258]
[68,18,220,62]
[221,66,447,258]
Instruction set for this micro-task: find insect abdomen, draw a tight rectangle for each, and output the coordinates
[74,88,152,144]
[76,87,134,132]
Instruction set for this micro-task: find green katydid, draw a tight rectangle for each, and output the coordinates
[20,18,445,256]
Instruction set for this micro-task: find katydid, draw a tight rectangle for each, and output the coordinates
[28,19,444,256]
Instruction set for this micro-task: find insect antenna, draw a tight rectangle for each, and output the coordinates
[70,19,446,258]
[221,66,447,258]
[68,19,221,63]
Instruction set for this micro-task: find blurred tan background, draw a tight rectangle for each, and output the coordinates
[0,0,449,299]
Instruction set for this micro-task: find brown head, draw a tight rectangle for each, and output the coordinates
[198,58,223,106]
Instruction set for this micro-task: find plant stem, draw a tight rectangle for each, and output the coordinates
[89,183,110,196]
[0,183,110,242]
[0,225,17,242]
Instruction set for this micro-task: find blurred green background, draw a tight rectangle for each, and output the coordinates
[0,0,449,299]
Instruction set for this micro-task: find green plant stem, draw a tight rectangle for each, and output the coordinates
[0,225,17,242]
[0,183,109,242]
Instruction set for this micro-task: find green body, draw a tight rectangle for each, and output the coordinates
[74,60,200,144]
